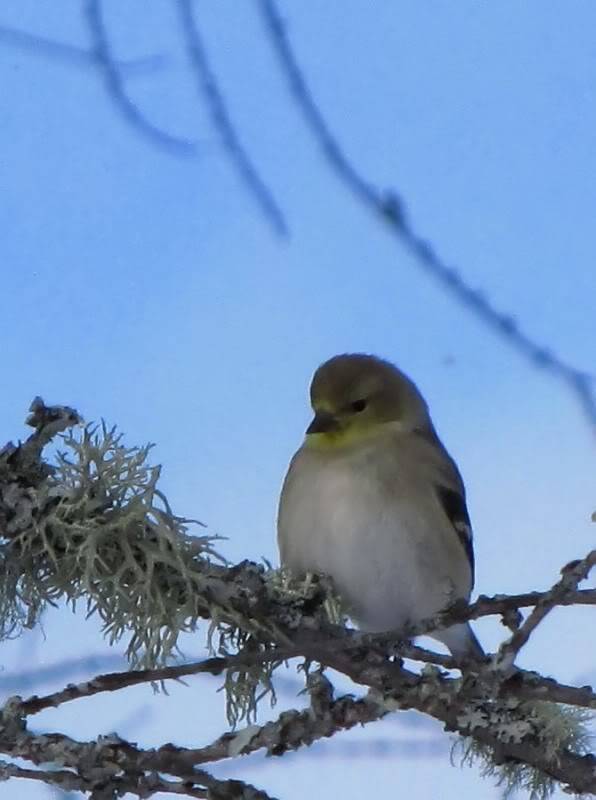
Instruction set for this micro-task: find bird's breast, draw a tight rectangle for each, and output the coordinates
[278,447,463,630]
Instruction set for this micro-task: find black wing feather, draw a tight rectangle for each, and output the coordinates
[412,425,476,586]
[436,485,475,585]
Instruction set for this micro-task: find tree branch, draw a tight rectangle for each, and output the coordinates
[0,24,167,75]
[83,0,197,155]
[1,399,595,798]
[177,0,288,235]
[0,717,276,800]
[181,672,389,764]
[258,0,596,433]
[18,648,298,716]
[493,552,596,672]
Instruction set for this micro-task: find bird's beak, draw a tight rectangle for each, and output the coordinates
[306,410,340,435]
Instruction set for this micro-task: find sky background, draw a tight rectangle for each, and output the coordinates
[1,1,595,798]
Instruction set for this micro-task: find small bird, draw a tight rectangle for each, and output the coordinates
[277,353,483,659]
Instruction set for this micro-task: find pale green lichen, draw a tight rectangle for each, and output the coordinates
[0,409,358,733]
[207,617,281,726]
[0,420,344,724]
[265,567,345,628]
[227,724,262,757]
[0,423,224,669]
[453,701,594,800]
[208,569,342,726]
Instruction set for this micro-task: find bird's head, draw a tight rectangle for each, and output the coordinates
[305,353,431,449]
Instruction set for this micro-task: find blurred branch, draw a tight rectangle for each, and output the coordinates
[0,24,167,76]
[84,0,197,155]
[178,0,288,235]
[258,0,596,433]
[224,735,447,767]
[0,654,123,693]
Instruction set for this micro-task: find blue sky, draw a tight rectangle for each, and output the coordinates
[1,2,595,798]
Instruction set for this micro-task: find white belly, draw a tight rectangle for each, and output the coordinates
[278,445,468,631]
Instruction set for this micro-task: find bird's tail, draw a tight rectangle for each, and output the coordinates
[436,621,484,661]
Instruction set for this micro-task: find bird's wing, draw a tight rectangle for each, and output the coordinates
[410,427,475,586]
[434,483,474,584]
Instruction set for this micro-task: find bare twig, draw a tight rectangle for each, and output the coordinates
[464,587,596,618]
[258,0,596,432]
[178,0,288,235]
[510,672,596,711]
[84,0,197,155]
[493,552,596,672]
[0,24,167,75]
[19,648,297,716]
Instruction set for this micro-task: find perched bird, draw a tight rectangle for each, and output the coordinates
[277,353,483,659]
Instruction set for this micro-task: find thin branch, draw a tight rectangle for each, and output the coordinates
[464,587,596,618]
[178,0,288,236]
[0,724,275,800]
[0,760,210,800]
[19,648,298,716]
[0,24,167,76]
[258,0,596,432]
[159,673,389,765]
[84,0,197,155]
[0,760,95,795]
[510,673,596,711]
[3,677,391,783]
[493,552,596,672]
[13,642,455,718]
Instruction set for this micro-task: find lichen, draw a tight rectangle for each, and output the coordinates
[0,418,348,725]
[0,423,224,669]
[264,567,345,628]
[227,725,262,757]
[453,701,594,800]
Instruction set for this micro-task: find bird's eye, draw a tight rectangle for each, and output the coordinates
[351,399,367,413]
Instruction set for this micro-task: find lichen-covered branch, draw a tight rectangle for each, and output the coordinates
[181,673,390,763]
[0,400,595,799]
[1,673,388,795]
[0,706,275,799]
[17,649,299,716]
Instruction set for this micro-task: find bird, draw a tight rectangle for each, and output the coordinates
[277,353,483,660]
